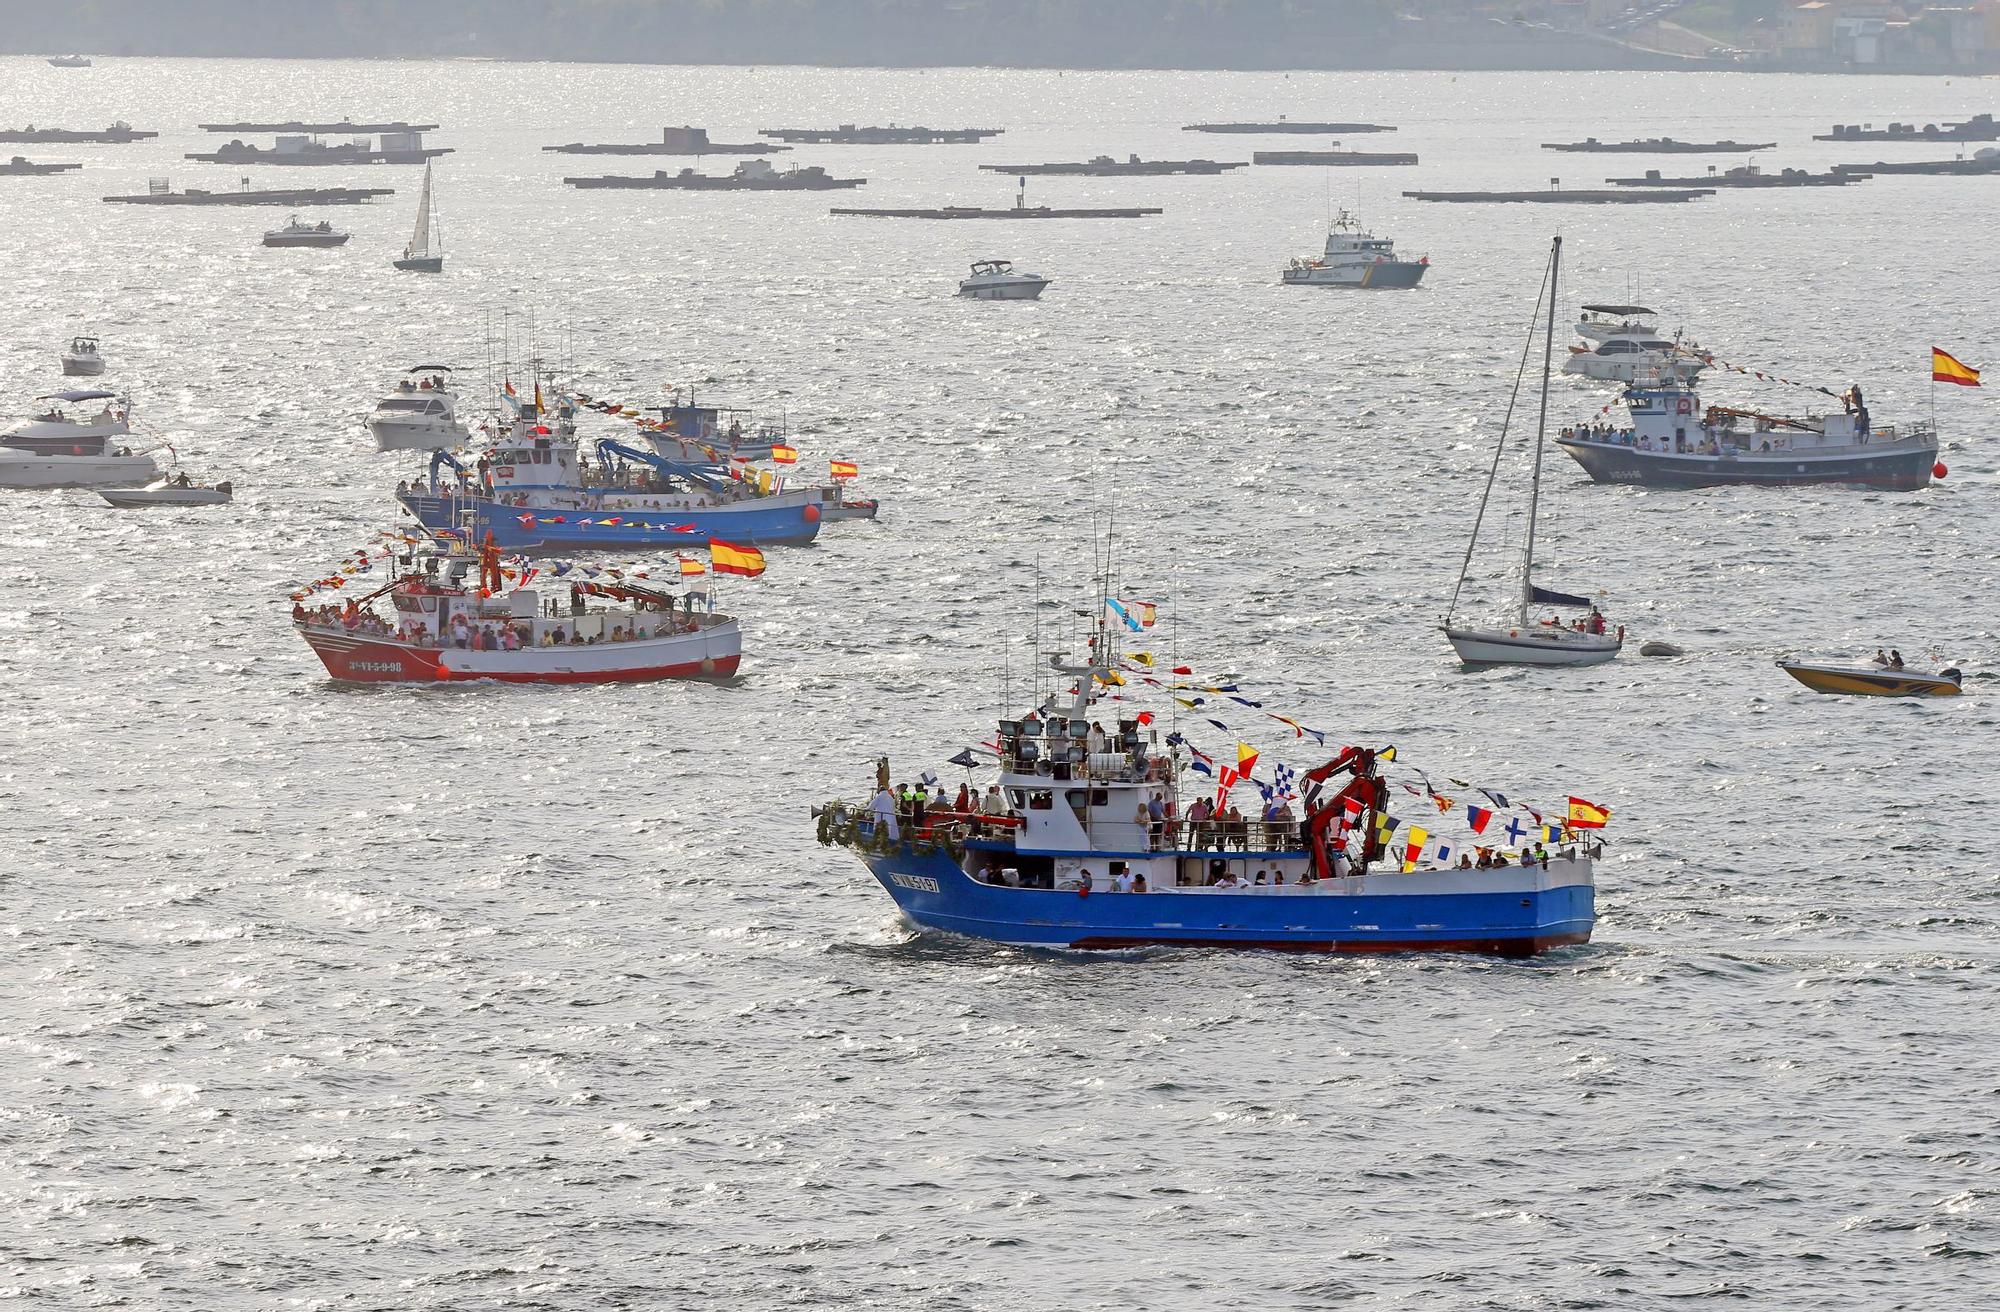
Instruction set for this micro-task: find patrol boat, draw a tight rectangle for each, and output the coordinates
[1555,380,1939,489]
[1282,210,1428,288]
[815,586,1601,956]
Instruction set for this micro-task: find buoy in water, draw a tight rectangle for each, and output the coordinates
[1933,461,1948,479]
[1639,640,1685,657]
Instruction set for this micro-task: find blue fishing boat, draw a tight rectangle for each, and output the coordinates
[816,591,1605,956]
[397,417,825,553]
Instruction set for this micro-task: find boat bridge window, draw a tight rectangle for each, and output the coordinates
[1064,788,1110,809]
[1025,790,1054,811]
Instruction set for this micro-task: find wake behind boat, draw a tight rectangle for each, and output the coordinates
[1444,237,1623,669]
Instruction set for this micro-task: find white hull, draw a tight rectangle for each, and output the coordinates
[61,356,105,376]
[369,416,468,452]
[959,278,1049,300]
[1562,354,1696,383]
[1445,625,1622,667]
[0,453,159,488]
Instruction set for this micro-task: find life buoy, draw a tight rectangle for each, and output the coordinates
[1675,397,1693,416]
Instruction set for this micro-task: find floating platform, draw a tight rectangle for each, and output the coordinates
[979,154,1245,176]
[1254,149,1419,166]
[105,183,394,205]
[566,164,863,190]
[1544,137,1775,153]
[1831,154,2000,175]
[185,140,452,166]
[1815,114,1997,142]
[1609,165,1867,188]
[1405,187,1712,204]
[542,125,786,155]
[1186,121,1394,134]
[1,156,82,175]
[0,124,157,143]
[831,203,1162,219]
[198,118,440,134]
[759,124,1001,145]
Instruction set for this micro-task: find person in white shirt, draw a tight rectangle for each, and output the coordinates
[868,787,900,841]
[1111,869,1135,893]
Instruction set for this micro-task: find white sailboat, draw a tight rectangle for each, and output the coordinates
[394,164,444,273]
[1443,236,1623,668]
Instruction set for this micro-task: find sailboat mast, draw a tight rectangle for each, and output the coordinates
[1520,235,1561,625]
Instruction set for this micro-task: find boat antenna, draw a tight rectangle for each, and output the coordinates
[1520,235,1562,628]
[1444,242,1556,626]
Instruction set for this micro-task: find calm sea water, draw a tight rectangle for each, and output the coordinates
[2,57,1998,1309]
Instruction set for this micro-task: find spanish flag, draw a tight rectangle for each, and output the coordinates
[708,539,766,577]
[1567,796,1612,829]
[829,459,858,480]
[771,444,799,465]
[1933,348,1982,387]
[678,556,704,577]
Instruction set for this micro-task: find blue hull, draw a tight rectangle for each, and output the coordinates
[857,843,1594,956]
[400,493,822,551]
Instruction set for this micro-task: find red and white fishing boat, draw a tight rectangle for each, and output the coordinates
[294,539,741,684]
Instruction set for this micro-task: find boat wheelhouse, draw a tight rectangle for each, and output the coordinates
[1282,210,1428,288]
[0,390,159,488]
[1556,380,1938,489]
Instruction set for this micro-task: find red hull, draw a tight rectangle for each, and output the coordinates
[301,629,740,684]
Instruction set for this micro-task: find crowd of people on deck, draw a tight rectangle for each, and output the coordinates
[293,594,697,650]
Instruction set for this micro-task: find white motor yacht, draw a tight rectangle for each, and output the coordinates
[48,54,92,67]
[366,365,469,452]
[0,390,159,488]
[1563,331,1703,384]
[263,216,349,248]
[958,259,1050,300]
[61,336,105,376]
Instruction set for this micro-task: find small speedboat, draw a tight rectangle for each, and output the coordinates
[263,216,348,248]
[98,478,233,508]
[61,336,105,376]
[1778,658,1963,697]
[958,259,1050,300]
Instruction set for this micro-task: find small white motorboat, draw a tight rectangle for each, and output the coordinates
[48,54,93,68]
[958,259,1050,300]
[61,335,105,376]
[263,215,349,248]
[98,478,234,508]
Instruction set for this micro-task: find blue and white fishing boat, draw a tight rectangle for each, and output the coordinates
[397,402,826,552]
[816,583,1604,956]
